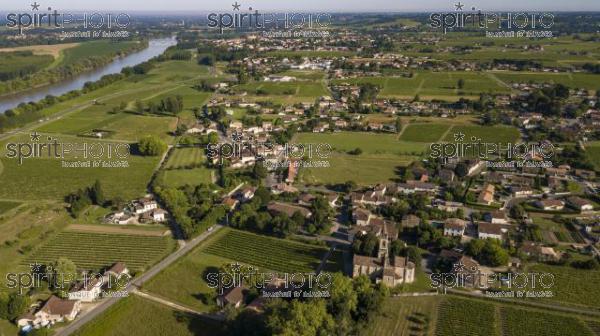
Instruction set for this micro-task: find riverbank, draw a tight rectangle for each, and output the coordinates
[0,39,148,99]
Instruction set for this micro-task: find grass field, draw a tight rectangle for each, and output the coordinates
[295,132,423,185]
[0,150,160,201]
[60,40,141,67]
[0,201,21,214]
[332,71,511,100]
[23,231,175,271]
[400,123,452,143]
[586,143,600,171]
[442,125,520,144]
[234,80,328,100]
[72,295,224,336]
[160,168,214,188]
[165,148,206,169]
[365,296,439,336]
[295,132,427,155]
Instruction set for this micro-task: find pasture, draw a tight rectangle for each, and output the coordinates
[23,231,175,271]
[442,125,521,144]
[159,168,214,188]
[400,123,452,143]
[165,147,206,169]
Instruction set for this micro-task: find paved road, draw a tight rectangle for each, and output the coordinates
[56,225,223,336]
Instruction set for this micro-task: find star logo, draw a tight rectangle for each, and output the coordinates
[230,262,242,272]
[453,132,465,142]
[30,131,41,142]
[31,2,40,10]
[232,2,241,10]
[454,2,464,11]
[232,131,243,142]
[453,261,465,272]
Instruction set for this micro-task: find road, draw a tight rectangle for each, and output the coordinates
[56,225,223,336]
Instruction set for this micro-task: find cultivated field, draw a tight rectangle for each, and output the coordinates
[159,168,214,188]
[72,295,224,336]
[499,306,593,336]
[165,147,206,169]
[400,123,452,143]
[442,125,521,144]
[435,297,498,336]
[23,231,175,271]
[365,296,439,336]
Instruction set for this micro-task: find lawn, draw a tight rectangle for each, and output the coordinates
[299,153,417,186]
[159,168,214,188]
[23,231,175,271]
[165,148,206,169]
[365,296,440,336]
[400,123,452,143]
[442,125,520,144]
[72,295,224,336]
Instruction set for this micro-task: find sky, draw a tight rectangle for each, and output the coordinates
[4,0,600,12]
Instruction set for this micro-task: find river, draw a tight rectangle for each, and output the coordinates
[0,37,177,113]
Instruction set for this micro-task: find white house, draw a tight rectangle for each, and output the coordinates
[478,223,504,240]
[18,296,81,330]
[68,277,104,302]
[443,218,466,237]
[152,209,167,222]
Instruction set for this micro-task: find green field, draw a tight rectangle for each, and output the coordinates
[400,123,452,143]
[0,201,21,214]
[435,297,498,336]
[332,71,511,100]
[23,231,175,271]
[295,132,427,155]
[160,168,214,188]
[234,80,328,99]
[203,229,340,274]
[527,264,600,309]
[295,132,423,185]
[0,51,53,81]
[165,148,206,169]
[60,40,141,67]
[500,306,593,336]
[586,144,600,171]
[494,72,600,90]
[442,125,521,144]
[144,228,342,312]
[365,296,439,336]
[72,295,224,336]
[0,144,160,201]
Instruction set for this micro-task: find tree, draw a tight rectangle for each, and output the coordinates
[90,180,105,206]
[138,135,167,156]
[252,162,268,180]
[457,78,465,90]
[455,162,469,178]
[50,258,78,294]
[6,293,29,321]
[198,54,215,66]
[266,299,335,336]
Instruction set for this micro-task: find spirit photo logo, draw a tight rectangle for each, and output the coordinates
[4,132,130,165]
[207,2,332,34]
[206,262,331,298]
[5,2,131,34]
[429,2,554,34]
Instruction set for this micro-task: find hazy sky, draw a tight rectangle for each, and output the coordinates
[5,0,600,12]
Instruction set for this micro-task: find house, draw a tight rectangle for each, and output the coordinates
[401,215,421,229]
[478,223,504,240]
[466,160,486,176]
[520,242,560,261]
[349,218,398,243]
[105,262,129,277]
[152,209,167,222]
[239,187,256,202]
[18,296,81,330]
[68,277,103,302]
[567,196,594,212]
[435,200,463,212]
[574,169,596,180]
[353,207,372,226]
[298,193,316,206]
[217,286,245,308]
[477,184,495,205]
[270,183,299,194]
[443,218,467,237]
[395,181,437,194]
[484,210,508,224]
[267,201,312,218]
[439,169,455,182]
[511,186,534,198]
[222,196,239,210]
[134,197,158,214]
[326,193,339,207]
[535,199,565,211]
